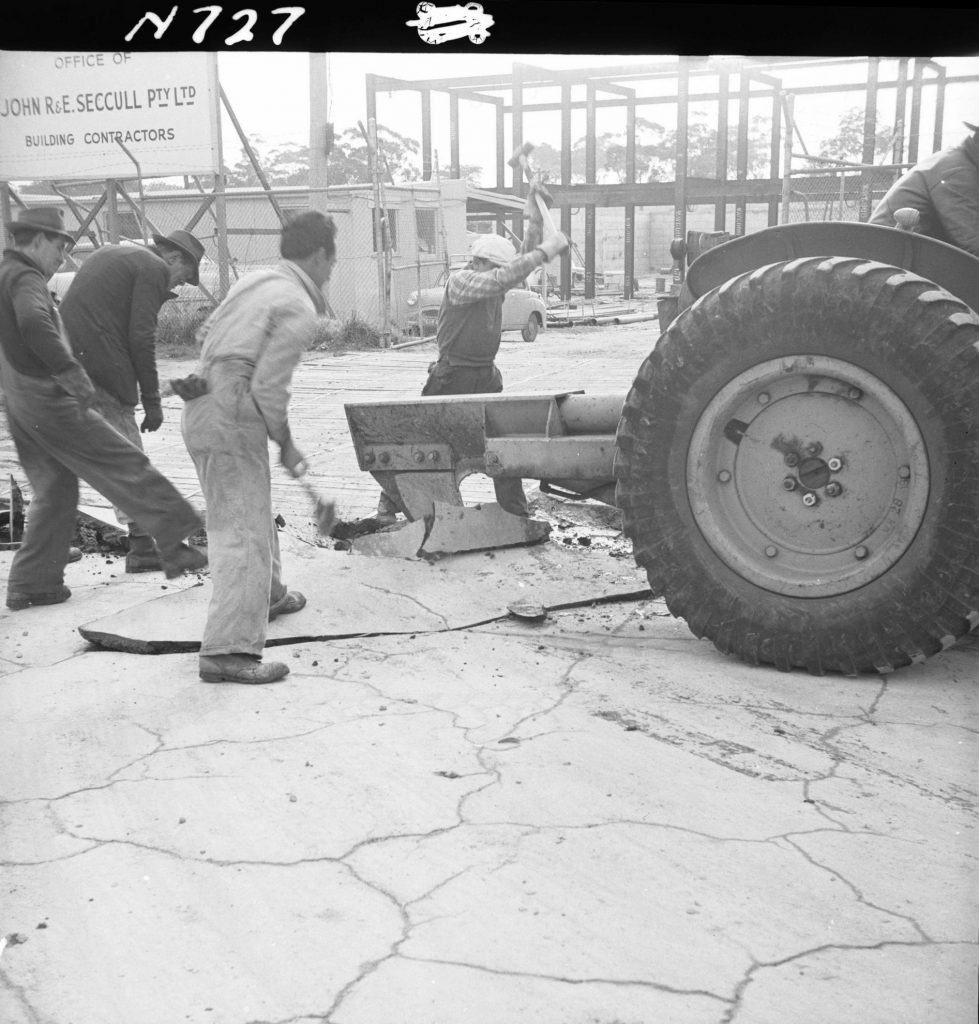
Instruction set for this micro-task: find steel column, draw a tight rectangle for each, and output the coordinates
[859,57,879,221]
[932,64,946,151]
[585,83,596,299]
[449,91,460,178]
[908,60,924,164]
[674,59,689,288]
[560,81,572,300]
[714,71,729,231]
[419,89,432,181]
[768,82,782,226]
[735,71,749,237]
[624,90,636,300]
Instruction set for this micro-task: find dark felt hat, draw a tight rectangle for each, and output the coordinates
[4,205,74,242]
[152,229,204,285]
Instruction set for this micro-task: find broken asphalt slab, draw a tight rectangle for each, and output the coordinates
[77,535,651,653]
[346,502,552,558]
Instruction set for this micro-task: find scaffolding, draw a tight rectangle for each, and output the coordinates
[366,56,970,301]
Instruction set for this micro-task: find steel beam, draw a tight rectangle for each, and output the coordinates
[421,88,432,182]
[715,71,730,231]
[624,89,636,300]
[449,92,460,179]
[560,80,572,300]
[585,83,596,299]
[674,59,690,287]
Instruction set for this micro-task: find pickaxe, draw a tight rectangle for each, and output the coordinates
[508,142,557,235]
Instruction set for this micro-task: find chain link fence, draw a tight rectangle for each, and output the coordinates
[780,164,905,226]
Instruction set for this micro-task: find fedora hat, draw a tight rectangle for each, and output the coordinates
[152,229,204,285]
[4,206,74,243]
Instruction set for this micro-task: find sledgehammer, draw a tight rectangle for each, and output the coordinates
[293,471,337,537]
[508,141,557,235]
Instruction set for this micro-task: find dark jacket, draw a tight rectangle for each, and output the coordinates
[0,248,82,380]
[59,245,173,406]
[869,132,979,257]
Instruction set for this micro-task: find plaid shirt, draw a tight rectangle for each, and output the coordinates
[445,250,546,307]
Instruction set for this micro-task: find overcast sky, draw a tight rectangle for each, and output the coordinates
[216,51,979,179]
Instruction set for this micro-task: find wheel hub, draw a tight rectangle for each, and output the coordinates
[687,355,930,596]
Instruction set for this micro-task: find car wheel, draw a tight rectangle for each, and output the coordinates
[615,257,979,674]
[521,313,541,343]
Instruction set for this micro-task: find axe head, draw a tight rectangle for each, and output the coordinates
[507,140,536,168]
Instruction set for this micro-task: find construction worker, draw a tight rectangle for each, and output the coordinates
[376,182,568,525]
[59,229,205,573]
[869,122,979,257]
[0,206,207,611]
[175,210,337,685]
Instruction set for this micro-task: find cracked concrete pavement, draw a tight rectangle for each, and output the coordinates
[1,546,977,1024]
[2,329,978,1023]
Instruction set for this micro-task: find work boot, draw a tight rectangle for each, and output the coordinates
[68,546,82,563]
[159,541,208,579]
[125,531,163,574]
[198,654,290,684]
[268,590,307,621]
[6,585,72,611]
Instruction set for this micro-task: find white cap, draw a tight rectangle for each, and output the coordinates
[471,234,516,266]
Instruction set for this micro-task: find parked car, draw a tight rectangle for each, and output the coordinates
[405,265,547,342]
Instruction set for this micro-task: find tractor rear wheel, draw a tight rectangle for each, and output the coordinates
[615,257,979,674]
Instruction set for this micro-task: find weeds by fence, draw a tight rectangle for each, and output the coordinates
[155,302,390,361]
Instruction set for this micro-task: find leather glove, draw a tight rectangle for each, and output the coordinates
[279,438,308,478]
[53,363,96,412]
[170,375,209,401]
[537,230,569,262]
[140,399,164,433]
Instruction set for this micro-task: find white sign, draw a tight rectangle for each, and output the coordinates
[0,51,220,181]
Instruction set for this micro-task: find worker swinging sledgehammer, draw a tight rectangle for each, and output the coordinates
[370,169,568,529]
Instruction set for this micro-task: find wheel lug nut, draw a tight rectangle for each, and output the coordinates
[802,492,818,507]
[825,481,843,497]
[847,387,863,400]
[757,392,770,405]
[827,457,842,472]
[764,545,778,558]
[898,465,910,479]
[782,476,798,491]
[806,442,823,456]
[717,470,731,483]
[855,545,869,560]
[784,452,799,467]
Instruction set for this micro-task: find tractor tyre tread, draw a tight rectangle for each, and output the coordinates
[615,257,979,675]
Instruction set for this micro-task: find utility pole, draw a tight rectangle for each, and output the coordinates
[309,53,331,196]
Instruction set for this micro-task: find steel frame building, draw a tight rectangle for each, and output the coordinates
[366,56,966,300]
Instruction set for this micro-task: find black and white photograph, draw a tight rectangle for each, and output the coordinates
[1,5,977,1023]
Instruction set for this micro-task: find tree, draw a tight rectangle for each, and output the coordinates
[221,125,432,187]
[813,107,895,165]
[437,161,484,187]
[525,115,772,185]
